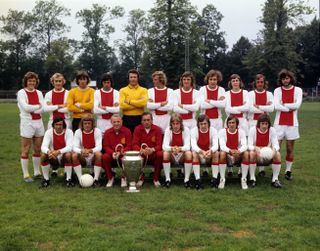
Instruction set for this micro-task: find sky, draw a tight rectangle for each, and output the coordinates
[0,0,319,50]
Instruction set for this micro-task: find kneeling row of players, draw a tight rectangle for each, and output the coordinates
[39,113,284,190]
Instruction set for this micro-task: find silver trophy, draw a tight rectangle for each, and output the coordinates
[120,151,143,192]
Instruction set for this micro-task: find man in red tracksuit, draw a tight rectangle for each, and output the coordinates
[132,112,163,187]
[102,114,132,188]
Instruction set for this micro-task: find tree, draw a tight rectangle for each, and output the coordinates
[43,38,76,85]
[30,0,71,56]
[293,17,319,87]
[142,0,204,88]
[226,37,253,87]
[244,0,315,87]
[0,9,32,89]
[198,4,227,76]
[117,9,147,71]
[76,4,124,80]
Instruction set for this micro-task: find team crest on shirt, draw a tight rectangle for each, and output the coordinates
[151,136,156,142]
[121,137,126,144]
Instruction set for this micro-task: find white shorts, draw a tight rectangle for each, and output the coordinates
[274,125,300,140]
[47,118,71,130]
[153,114,170,133]
[183,119,196,131]
[209,118,223,131]
[97,119,112,135]
[20,118,45,138]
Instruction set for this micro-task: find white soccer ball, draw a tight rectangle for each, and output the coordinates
[80,174,94,188]
[260,147,274,161]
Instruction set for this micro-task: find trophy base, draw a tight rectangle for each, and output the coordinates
[126,186,140,193]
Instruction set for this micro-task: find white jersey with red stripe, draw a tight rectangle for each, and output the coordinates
[248,90,274,125]
[17,89,44,120]
[248,126,279,151]
[147,87,174,132]
[73,128,102,154]
[199,85,226,119]
[218,128,247,153]
[173,88,200,130]
[273,86,302,127]
[190,126,219,153]
[41,128,73,154]
[162,127,191,152]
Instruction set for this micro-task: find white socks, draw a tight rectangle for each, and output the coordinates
[163,161,171,181]
[94,165,101,181]
[259,166,265,172]
[272,162,281,182]
[193,163,200,180]
[32,155,41,176]
[41,164,50,180]
[219,164,226,180]
[249,163,257,181]
[73,164,82,181]
[184,162,192,182]
[211,163,219,179]
[241,162,249,180]
[21,157,30,178]
[64,165,73,180]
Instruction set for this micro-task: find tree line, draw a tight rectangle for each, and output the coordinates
[0,0,318,91]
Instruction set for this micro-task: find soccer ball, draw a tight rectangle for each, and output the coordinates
[80,174,94,188]
[260,147,274,161]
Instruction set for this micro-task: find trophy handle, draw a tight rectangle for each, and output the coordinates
[140,143,149,174]
[115,144,124,170]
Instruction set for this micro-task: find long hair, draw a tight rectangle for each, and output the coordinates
[152,71,167,86]
[197,114,210,128]
[100,72,113,87]
[79,114,96,130]
[226,115,239,127]
[204,70,223,84]
[277,69,296,86]
[227,74,244,90]
[75,70,90,85]
[50,73,66,85]
[179,71,196,89]
[252,73,268,90]
[170,113,184,131]
[23,72,40,88]
[256,114,271,129]
[52,116,66,129]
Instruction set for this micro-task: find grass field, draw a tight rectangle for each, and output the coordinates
[0,103,319,251]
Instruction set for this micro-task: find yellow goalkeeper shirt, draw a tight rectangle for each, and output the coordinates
[67,86,95,118]
[119,84,148,116]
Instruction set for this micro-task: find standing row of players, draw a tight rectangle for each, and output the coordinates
[17,69,302,188]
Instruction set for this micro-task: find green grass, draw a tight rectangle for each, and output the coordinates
[0,103,319,250]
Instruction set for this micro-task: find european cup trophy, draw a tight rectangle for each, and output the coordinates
[118,148,143,193]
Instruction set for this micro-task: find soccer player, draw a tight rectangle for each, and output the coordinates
[162,113,192,188]
[218,116,249,189]
[40,117,73,187]
[274,69,302,180]
[94,72,120,135]
[119,69,148,133]
[173,71,200,130]
[72,115,102,187]
[102,114,132,188]
[132,112,163,187]
[225,74,249,136]
[248,114,282,188]
[43,73,71,130]
[67,70,95,132]
[147,71,174,133]
[17,71,45,182]
[248,74,274,177]
[199,69,226,131]
[191,115,219,189]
